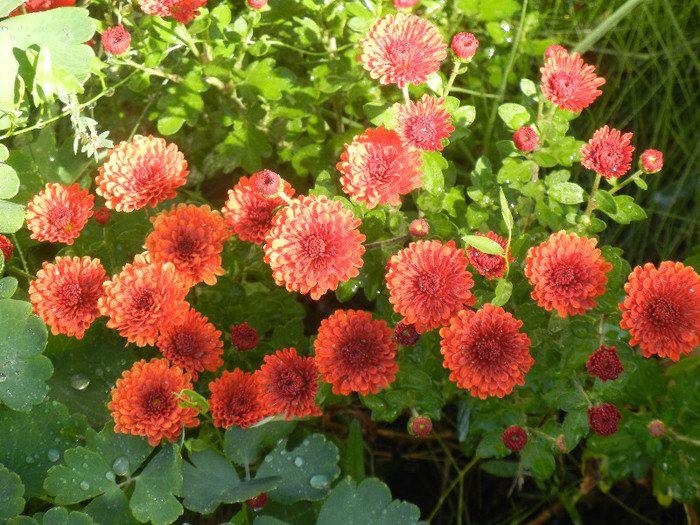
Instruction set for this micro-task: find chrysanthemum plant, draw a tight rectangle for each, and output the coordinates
[1,0,699,523]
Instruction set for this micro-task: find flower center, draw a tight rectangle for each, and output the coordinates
[342,340,370,367]
[59,283,82,307]
[417,273,441,295]
[390,39,414,61]
[304,235,327,258]
[50,206,72,230]
[131,290,154,311]
[173,330,197,357]
[408,116,438,146]
[594,146,624,174]
[474,339,500,361]
[650,297,678,323]
[276,368,303,397]
[176,235,197,258]
[552,266,575,286]
[144,386,173,416]
[551,72,576,98]
[366,155,389,180]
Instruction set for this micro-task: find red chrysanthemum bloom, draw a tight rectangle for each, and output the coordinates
[451,32,479,61]
[0,234,12,263]
[358,13,448,88]
[580,125,635,180]
[157,308,223,381]
[540,51,605,113]
[222,176,295,244]
[467,231,514,281]
[145,204,230,288]
[29,256,105,339]
[394,321,420,346]
[256,348,321,420]
[314,309,398,396]
[439,304,533,399]
[502,426,528,451]
[264,194,366,300]
[586,345,623,382]
[231,322,259,351]
[525,231,612,317]
[101,25,131,55]
[587,403,621,437]
[619,261,700,361]
[99,261,189,347]
[393,95,455,152]
[26,183,94,245]
[96,135,188,212]
[409,218,429,238]
[640,149,663,174]
[386,240,475,333]
[544,44,567,59]
[209,369,271,429]
[94,207,110,225]
[513,126,538,152]
[246,0,267,9]
[253,169,283,197]
[648,420,665,437]
[109,358,199,446]
[169,0,206,24]
[9,0,74,16]
[337,127,423,209]
[408,416,432,437]
[246,493,269,511]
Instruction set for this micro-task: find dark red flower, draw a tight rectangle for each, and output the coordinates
[640,149,663,174]
[513,126,538,152]
[585,345,623,382]
[0,234,12,263]
[101,25,131,55]
[502,426,527,451]
[94,207,110,225]
[451,32,479,61]
[246,493,269,510]
[408,416,432,437]
[587,403,621,436]
[394,322,420,346]
[540,51,605,113]
[580,125,635,179]
[467,231,513,280]
[231,322,259,351]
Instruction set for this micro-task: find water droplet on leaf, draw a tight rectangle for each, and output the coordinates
[70,373,90,390]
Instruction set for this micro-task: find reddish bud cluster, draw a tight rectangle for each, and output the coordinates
[513,126,538,152]
[408,416,432,437]
[451,32,479,61]
[502,426,527,451]
[586,345,624,382]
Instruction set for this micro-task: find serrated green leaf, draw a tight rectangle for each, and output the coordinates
[492,280,513,307]
[181,448,240,513]
[497,158,536,184]
[130,445,183,525]
[244,58,295,101]
[224,420,296,466]
[0,201,25,234]
[462,235,503,255]
[549,182,584,204]
[421,151,445,194]
[43,447,114,505]
[0,163,19,199]
[520,439,556,480]
[497,103,530,130]
[476,430,508,459]
[562,410,589,450]
[593,189,617,214]
[0,463,24,520]
[480,460,519,478]
[600,195,647,224]
[41,507,96,525]
[83,486,138,525]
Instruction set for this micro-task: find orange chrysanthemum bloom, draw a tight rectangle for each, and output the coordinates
[337,127,423,209]
[109,358,199,446]
[580,125,635,180]
[26,183,94,245]
[540,51,605,113]
[619,261,700,361]
[467,231,514,280]
[257,348,321,420]
[264,195,366,300]
[157,308,223,381]
[524,231,612,317]
[96,135,188,212]
[145,204,230,288]
[9,0,75,16]
[99,261,189,347]
[209,369,272,429]
[386,240,475,333]
[359,13,448,88]
[439,304,533,399]
[314,309,398,396]
[222,176,295,244]
[29,256,106,339]
[393,94,454,151]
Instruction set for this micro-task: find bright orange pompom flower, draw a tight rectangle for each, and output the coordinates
[109,358,199,446]
[314,309,398,396]
[540,51,605,113]
[26,183,94,245]
[393,94,454,151]
[96,135,188,212]
[386,240,475,333]
[209,369,272,429]
[524,231,612,317]
[145,204,230,288]
[337,127,423,209]
[440,304,533,399]
[264,194,366,300]
[619,261,700,361]
[580,125,635,180]
[29,256,106,339]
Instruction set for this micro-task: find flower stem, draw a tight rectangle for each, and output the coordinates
[443,63,464,98]
[402,85,410,104]
[365,234,410,250]
[607,169,643,195]
[582,172,602,219]
[573,374,593,408]
[10,234,30,276]
[427,455,479,522]
[671,432,700,447]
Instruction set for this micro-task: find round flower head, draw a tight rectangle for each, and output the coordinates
[502,426,527,451]
[99,260,190,347]
[253,169,283,197]
[394,322,420,346]
[525,231,612,317]
[540,51,605,113]
[264,194,366,300]
[29,256,106,339]
[94,207,110,225]
[169,0,206,24]
[586,345,623,382]
[451,32,479,61]
[409,218,429,238]
[256,348,321,420]
[619,261,700,361]
[439,304,533,399]
[109,358,199,446]
[648,420,665,437]
[467,231,514,280]
[337,127,423,209]
[222,176,295,244]
[587,403,621,437]
[393,0,419,8]
[0,234,13,262]
[145,204,230,288]
[246,493,269,511]
[544,44,567,59]
[231,322,259,351]
[580,125,635,180]
[209,369,271,429]
[101,25,131,55]
[247,0,267,9]
[640,149,663,174]
[96,135,188,212]
[9,0,74,16]
[408,416,432,437]
[513,126,538,152]
[386,240,475,333]
[393,95,455,152]
[314,309,398,396]
[26,183,94,245]
[358,13,448,88]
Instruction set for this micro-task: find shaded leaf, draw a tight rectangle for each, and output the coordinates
[0,463,24,520]
[224,420,295,466]
[40,507,95,525]
[130,445,183,525]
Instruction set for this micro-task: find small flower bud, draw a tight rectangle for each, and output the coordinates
[408,415,432,437]
[640,149,663,174]
[101,25,131,55]
[231,322,258,351]
[94,207,111,225]
[409,218,429,238]
[555,434,567,453]
[648,420,665,437]
[393,0,419,8]
[246,493,268,511]
[544,44,567,59]
[513,126,538,152]
[502,426,527,451]
[451,32,479,62]
[253,169,283,197]
[247,0,268,9]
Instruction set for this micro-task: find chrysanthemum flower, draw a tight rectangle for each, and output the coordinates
[580,125,635,180]
[394,321,420,346]
[408,416,432,437]
[544,44,567,59]
[502,426,528,451]
[264,195,366,300]
[640,149,663,174]
[540,51,605,113]
[337,127,423,209]
[619,261,700,361]
[231,322,259,351]
[256,348,321,420]
[587,403,621,436]
[439,304,533,399]
[94,207,110,225]
[467,231,513,280]
[513,126,538,152]
[145,204,230,288]
[9,0,74,16]
[387,240,474,333]
[314,309,398,396]
[26,183,94,245]
[109,358,199,446]
[393,95,454,152]
[409,218,429,238]
[451,32,479,61]
[169,0,206,24]
[101,25,131,55]
[586,345,623,381]
[99,260,189,347]
[253,169,283,197]
[524,231,612,317]
[0,234,12,263]
[359,13,448,88]
[246,493,269,511]
[222,176,295,244]
[209,369,271,429]
[96,135,188,212]
[29,256,105,339]
[648,420,665,437]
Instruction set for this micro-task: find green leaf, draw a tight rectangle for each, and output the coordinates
[549,182,584,204]
[497,158,536,184]
[520,78,537,97]
[344,419,366,481]
[244,58,295,102]
[130,445,183,525]
[224,420,296,466]
[44,445,117,505]
[453,105,476,129]
[562,410,589,450]
[593,189,617,214]
[0,464,24,520]
[0,163,19,199]
[83,486,138,525]
[480,460,519,478]
[41,507,96,525]
[0,277,17,299]
[476,430,508,459]
[499,187,513,230]
[421,151,446,194]
[0,201,25,234]
[600,195,647,224]
[157,115,185,136]
[211,3,231,26]
[497,103,531,130]
[0,0,24,17]
[633,177,648,190]
[462,235,503,255]
[520,439,556,480]
[479,0,520,20]
[492,280,513,307]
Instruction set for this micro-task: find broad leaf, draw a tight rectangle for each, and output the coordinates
[224,420,295,466]
[0,463,24,520]
[130,445,183,525]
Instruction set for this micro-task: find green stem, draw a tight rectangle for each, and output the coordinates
[427,456,479,522]
[582,172,602,219]
[10,234,30,276]
[571,0,648,55]
[365,234,410,250]
[443,63,464,98]
[671,432,700,447]
[120,58,182,83]
[573,374,592,409]
[267,40,354,56]
[607,169,643,195]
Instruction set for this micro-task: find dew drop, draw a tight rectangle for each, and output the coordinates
[112,456,130,476]
[105,471,116,481]
[294,457,304,467]
[309,474,329,489]
[79,480,90,490]
[25,455,34,464]
[70,373,90,391]
[0,373,6,383]
[47,449,60,462]
[264,455,273,463]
